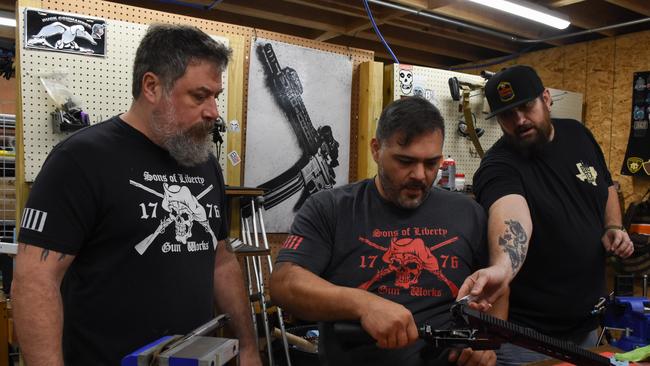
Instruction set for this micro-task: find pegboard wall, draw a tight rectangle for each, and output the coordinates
[387,64,583,185]
[19,7,229,182]
[387,64,499,186]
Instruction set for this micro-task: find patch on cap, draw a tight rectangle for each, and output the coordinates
[497,81,515,102]
[627,157,643,174]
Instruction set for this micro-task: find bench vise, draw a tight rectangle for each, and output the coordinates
[121,314,239,366]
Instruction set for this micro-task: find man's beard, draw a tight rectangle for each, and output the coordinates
[377,165,430,210]
[503,107,553,157]
[150,98,214,167]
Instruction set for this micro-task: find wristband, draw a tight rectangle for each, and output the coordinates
[604,225,625,232]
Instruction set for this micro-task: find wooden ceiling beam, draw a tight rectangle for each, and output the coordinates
[559,14,616,37]
[387,18,519,53]
[391,0,456,9]
[315,10,408,42]
[547,0,586,7]
[557,1,644,37]
[390,0,429,8]
[213,0,351,34]
[429,2,565,46]
[426,0,457,9]
[604,0,650,16]
[374,52,444,69]
[352,27,495,61]
[109,0,324,39]
[282,0,366,18]
[330,35,457,67]
[366,0,565,46]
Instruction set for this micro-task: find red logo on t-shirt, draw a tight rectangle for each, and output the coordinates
[357,236,459,297]
[282,235,304,250]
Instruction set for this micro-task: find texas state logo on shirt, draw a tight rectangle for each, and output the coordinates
[575,162,598,186]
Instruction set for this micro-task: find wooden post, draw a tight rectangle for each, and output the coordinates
[357,61,383,180]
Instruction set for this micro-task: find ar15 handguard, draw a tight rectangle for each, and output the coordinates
[445,301,628,366]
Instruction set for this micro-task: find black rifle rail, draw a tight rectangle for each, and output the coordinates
[458,306,611,366]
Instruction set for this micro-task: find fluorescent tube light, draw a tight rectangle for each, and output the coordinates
[0,11,15,28]
[468,0,570,30]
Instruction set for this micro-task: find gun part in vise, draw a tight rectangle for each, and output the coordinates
[121,314,238,366]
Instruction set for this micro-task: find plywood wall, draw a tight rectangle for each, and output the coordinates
[466,30,650,207]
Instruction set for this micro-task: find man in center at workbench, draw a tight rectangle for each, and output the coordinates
[271,96,504,366]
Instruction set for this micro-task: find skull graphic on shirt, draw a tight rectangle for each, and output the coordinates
[162,183,208,244]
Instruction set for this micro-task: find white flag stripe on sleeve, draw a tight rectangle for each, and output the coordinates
[21,208,48,233]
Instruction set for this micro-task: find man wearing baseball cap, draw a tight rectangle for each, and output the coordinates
[456,65,634,365]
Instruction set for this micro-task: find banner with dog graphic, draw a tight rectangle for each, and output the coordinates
[24,9,106,56]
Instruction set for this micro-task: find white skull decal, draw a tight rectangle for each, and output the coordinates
[162,184,208,244]
[399,70,413,95]
[229,120,240,132]
[170,201,194,244]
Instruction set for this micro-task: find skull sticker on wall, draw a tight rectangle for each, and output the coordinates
[399,69,413,95]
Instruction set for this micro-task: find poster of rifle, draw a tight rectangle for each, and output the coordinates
[621,71,650,176]
[244,38,352,232]
[24,8,106,56]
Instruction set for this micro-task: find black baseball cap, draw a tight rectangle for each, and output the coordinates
[484,65,545,119]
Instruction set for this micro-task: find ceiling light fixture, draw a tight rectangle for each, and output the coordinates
[468,0,570,30]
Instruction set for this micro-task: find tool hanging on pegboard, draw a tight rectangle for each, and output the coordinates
[448,75,487,158]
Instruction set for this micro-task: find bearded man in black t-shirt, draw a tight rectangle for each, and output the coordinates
[12,24,261,366]
[271,97,504,366]
[457,65,634,365]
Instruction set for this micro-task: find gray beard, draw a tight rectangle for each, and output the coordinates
[162,133,213,167]
[150,99,214,167]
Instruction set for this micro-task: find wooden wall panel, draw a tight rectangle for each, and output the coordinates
[519,46,565,88]
[561,42,588,95]
[585,38,616,164]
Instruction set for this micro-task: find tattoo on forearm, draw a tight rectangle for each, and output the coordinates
[58,253,67,261]
[40,249,50,262]
[498,220,528,274]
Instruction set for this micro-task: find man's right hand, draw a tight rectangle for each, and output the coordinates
[457,265,510,311]
[359,295,419,349]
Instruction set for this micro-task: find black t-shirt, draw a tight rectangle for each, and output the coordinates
[18,117,228,366]
[276,179,487,366]
[474,118,611,337]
